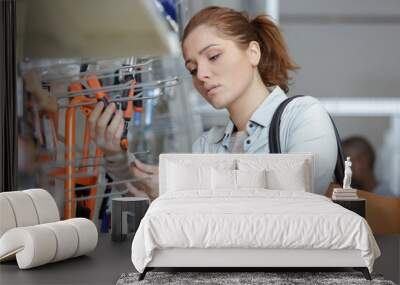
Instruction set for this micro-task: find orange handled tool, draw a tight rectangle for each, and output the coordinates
[86,74,111,106]
[120,78,136,150]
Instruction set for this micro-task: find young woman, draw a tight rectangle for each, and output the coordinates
[88,6,337,199]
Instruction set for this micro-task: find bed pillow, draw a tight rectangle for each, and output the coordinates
[266,162,307,191]
[211,168,236,190]
[236,169,268,189]
[211,169,268,190]
[237,159,309,191]
[167,162,211,191]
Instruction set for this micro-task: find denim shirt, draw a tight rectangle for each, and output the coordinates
[191,86,338,195]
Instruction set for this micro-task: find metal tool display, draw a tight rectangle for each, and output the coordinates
[25,57,182,222]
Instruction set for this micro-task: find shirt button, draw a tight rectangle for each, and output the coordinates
[246,140,251,144]
[249,123,253,128]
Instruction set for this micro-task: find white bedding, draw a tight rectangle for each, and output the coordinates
[131,190,380,273]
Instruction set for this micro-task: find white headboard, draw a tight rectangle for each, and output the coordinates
[159,153,314,195]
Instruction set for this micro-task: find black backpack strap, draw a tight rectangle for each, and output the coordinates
[268,95,304,153]
[328,114,345,185]
[268,95,345,186]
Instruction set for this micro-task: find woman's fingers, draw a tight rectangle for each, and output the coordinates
[131,165,149,179]
[88,102,125,155]
[134,159,159,174]
[88,101,104,139]
[131,166,159,199]
[125,183,149,198]
[112,116,125,147]
[95,103,117,151]
[106,109,122,141]
[96,103,116,138]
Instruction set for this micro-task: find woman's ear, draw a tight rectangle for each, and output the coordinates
[247,41,261,67]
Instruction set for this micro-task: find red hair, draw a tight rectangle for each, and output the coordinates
[182,6,299,93]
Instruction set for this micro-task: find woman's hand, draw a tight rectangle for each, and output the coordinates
[88,101,125,157]
[88,101,159,200]
[129,159,159,200]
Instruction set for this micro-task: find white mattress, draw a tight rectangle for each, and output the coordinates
[131,190,380,273]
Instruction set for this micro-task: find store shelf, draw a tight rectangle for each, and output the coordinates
[17,0,180,59]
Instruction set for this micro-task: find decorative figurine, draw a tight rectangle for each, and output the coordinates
[343,156,352,189]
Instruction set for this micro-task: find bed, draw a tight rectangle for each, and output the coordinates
[131,153,380,280]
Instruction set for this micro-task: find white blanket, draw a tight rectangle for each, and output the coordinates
[131,190,380,273]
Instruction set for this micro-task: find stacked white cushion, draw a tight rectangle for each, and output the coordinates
[23,189,60,223]
[0,196,17,237]
[0,191,39,227]
[42,221,79,262]
[0,218,97,269]
[0,189,98,269]
[64,218,98,257]
[0,226,57,268]
[0,189,60,237]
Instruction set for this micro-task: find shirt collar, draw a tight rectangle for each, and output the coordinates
[209,85,288,144]
[249,85,288,128]
[210,119,235,144]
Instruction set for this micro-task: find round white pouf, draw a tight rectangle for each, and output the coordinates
[0,192,39,227]
[23,189,60,223]
[0,196,17,237]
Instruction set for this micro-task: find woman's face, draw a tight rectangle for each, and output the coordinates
[182,25,258,109]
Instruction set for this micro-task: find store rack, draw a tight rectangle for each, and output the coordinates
[16,0,184,225]
[22,58,183,223]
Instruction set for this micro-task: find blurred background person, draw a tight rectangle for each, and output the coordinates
[342,136,396,197]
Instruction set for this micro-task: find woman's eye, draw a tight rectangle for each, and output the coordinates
[209,53,221,61]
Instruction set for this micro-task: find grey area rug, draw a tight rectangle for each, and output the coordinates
[116,271,396,285]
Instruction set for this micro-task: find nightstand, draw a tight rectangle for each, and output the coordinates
[332,198,366,218]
